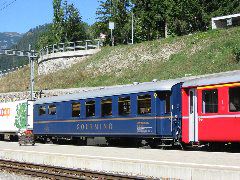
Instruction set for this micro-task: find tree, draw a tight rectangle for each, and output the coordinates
[37,0,87,48]
[62,1,87,42]
[96,0,132,45]
[52,0,65,42]
[95,0,240,44]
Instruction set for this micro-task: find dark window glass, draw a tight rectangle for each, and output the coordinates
[157,92,171,114]
[190,91,194,114]
[118,97,131,116]
[39,105,46,116]
[72,102,80,117]
[102,98,112,116]
[86,100,95,117]
[165,93,171,114]
[138,94,151,115]
[48,104,57,115]
[229,87,240,112]
[202,89,218,113]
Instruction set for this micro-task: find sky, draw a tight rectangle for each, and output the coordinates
[0,0,100,33]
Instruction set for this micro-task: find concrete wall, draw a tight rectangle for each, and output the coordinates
[38,49,100,75]
[0,87,99,102]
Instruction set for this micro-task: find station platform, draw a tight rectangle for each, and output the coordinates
[0,141,239,179]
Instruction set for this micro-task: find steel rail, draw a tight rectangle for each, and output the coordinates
[0,159,144,180]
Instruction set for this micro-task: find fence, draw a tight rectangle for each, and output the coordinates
[39,39,101,57]
[0,64,28,78]
[0,49,37,57]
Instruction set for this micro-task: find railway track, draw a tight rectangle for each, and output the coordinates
[0,159,143,179]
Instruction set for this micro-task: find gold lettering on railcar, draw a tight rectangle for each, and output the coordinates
[76,123,113,131]
[137,121,149,125]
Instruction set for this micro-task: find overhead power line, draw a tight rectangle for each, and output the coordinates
[0,0,17,12]
[0,1,7,8]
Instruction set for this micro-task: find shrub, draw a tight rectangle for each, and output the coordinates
[233,46,240,63]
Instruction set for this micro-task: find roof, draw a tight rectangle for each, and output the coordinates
[182,70,240,88]
[34,70,240,105]
[212,13,240,21]
[34,78,187,105]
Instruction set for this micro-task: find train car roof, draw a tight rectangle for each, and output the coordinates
[34,78,188,105]
[182,70,240,88]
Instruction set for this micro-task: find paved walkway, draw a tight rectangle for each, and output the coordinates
[0,141,239,179]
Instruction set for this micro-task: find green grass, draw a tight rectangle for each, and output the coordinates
[1,27,240,93]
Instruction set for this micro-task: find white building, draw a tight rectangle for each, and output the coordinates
[211,13,240,29]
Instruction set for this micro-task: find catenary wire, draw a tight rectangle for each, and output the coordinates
[0,0,17,12]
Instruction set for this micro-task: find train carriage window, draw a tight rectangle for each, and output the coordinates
[102,98,112,116]
[86,100,95,117]
[157,92,171,114]
[190,91,194,114]
[202,89,218,113]
[165,93,171,114]
[138,94,151,115]
[118,96,131,116]
[72,102,81,117]
[229,87,240,112]
[38,105,46,116]
[48,104,57,115]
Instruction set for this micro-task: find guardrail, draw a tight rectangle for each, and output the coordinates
[0,49,38,57]
[39,39,101,57]
[0,64,28,78]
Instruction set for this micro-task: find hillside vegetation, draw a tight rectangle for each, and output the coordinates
[0,27,240,93]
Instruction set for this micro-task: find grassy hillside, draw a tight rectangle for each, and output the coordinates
[0,27,240,93]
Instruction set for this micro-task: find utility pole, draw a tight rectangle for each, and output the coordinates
[131,12,134,44]
[110,0,114,46]
[28,44,35,100]
[0,46,37,101]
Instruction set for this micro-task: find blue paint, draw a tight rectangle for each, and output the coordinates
[34,84,182,140]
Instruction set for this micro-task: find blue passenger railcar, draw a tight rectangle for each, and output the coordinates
[33,79,183,146]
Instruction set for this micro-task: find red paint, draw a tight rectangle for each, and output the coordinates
[182,118,189,143]
[197,86,240,142]
[182,84,240,143]
[181,89,189,143]
[198,116,240,142]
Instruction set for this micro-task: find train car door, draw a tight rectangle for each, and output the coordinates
[189,89,198,142]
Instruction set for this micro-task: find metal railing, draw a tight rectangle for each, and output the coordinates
[0,49,38,57]
[39,39,101,57]
[0,64,28,78]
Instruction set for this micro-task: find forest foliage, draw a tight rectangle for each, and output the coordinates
[94,0,240,44]
[37,0,88,49]
[1,0,240,71]
[33,0,240,48]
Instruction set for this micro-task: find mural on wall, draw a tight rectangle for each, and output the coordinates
[14,102,27,129]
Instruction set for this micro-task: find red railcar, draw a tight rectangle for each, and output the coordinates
[181,71,240,144]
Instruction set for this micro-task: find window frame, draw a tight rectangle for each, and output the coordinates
[38,105,46,116]
[229,86,240,112]
[101,98,113,117]
[202,89,219,114]
[118,96,131,116]
[137,93,152,116]
[164,92,171,114]
[85,100,96,117]
[72,101,81,117]
[48,104,57,115]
